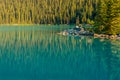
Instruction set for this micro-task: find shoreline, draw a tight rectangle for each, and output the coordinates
[58,32,120,40]
[94,33,120,40]
[0,24,39,26]
[58,26,120,40]
[0,24,74,27]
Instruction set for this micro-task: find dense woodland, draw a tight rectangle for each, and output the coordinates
[0,0,120,34]
[95,0,120,34]
[0,0,98,24]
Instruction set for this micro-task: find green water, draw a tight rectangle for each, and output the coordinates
[0,25,120,80]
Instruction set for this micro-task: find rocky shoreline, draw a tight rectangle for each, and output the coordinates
[58,26,120,40]
[94,33,120,40]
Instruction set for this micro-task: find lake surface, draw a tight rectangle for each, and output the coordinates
[0,25,120,80]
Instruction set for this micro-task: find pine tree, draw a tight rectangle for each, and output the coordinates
[107,0,120,34]
[95,0,120,34]
[105,0,114,34]
[95,0,107,33]
[0,0,97,24]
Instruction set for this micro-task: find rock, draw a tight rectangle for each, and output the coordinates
[117,37,120,40]
[57,32,63,35]
[68,29,74,34]
[109,35,117,39]
[99,34,106,38]
[66,26,91,36]
[93,34,119,39]
[58,24,120,41]
[76,26,79,28]
[58,29,120,41]
[94,33,99,38]
[62,30,68,35]
[80,27,85,32]
[114,35,118,38]
[105,35,109,39]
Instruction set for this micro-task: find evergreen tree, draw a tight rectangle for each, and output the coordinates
[95,0,120,34]
[105,0,114,34]
[107,0,120,34]
[0,0,120,35]
[95,0,107,33]
[0,0,96,24]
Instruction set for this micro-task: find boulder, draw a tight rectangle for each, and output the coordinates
[109,35,117,39]
[94,33,99,38]
[117,37,120,40]
[59,26,93,36]
[80,27,85,32]
[105,35,109,38]
[99,34,104,38]
[62,30,69,35]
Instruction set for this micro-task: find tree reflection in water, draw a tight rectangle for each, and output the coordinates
[0,29,120,80]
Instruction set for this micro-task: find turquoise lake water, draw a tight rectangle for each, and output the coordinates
[0,25,120,80]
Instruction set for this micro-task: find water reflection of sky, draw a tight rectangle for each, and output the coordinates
[0,26,120,80]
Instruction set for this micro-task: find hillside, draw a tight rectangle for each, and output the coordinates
[0,0,98,24]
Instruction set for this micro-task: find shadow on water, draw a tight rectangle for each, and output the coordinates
[0,26,120,80]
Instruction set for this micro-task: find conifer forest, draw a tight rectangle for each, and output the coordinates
[0,0,120,34]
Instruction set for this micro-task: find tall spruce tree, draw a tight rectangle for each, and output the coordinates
[107,0,120,34]
[105,0,114,34]
[0,0,96,24]
[95,0,120,34]
[95,0,107,33]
